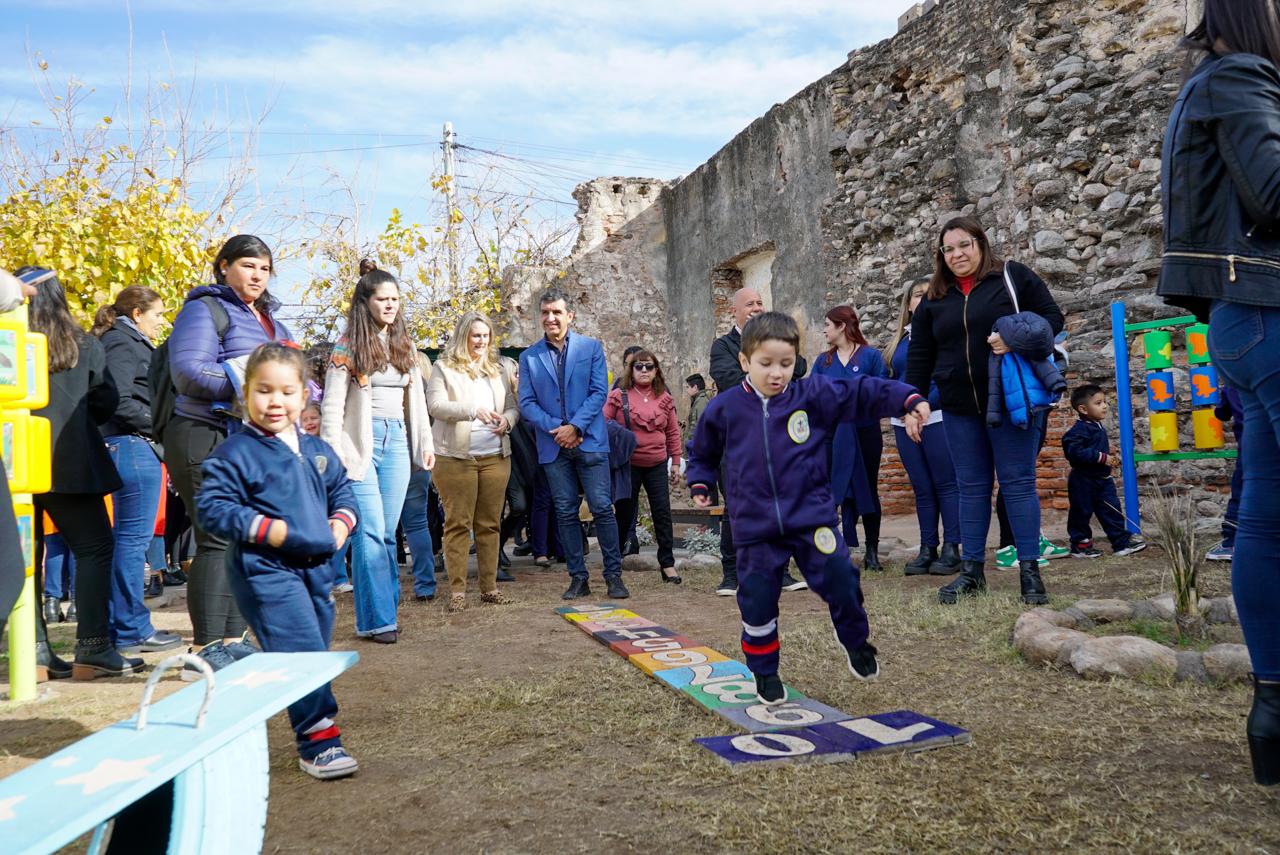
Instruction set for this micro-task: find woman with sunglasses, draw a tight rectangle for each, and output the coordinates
[604,350,683,583]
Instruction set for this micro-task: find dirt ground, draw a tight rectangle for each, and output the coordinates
[3,521,1279,854]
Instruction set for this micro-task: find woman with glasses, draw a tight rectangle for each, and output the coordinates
[604,350,683,583]
[905,216,1063,607]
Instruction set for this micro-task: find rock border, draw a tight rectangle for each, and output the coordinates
[1013,594,1250,685]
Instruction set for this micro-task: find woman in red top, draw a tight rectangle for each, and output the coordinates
[604,350,683,583]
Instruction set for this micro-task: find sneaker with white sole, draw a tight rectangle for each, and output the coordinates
[1113,538,1147,557]
[715,576,738,596]
[1070,543,1103,559]
[754,673,786,705]
[299,746,359,780]
[997,545,1047,568]
[781,572,808,592]
[333,582,353,594]
[1205,541,1234,562]
[844,643,880,682]
[1039,534,1071,560]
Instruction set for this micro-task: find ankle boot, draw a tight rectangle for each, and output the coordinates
[43,595,63,624]
[1019,559,1048,605]
[72,637,142,681]
[939,560,986,604]
[904,546,937,576]
[35,640,72,680]
[863,543,883,572]
[933,542,962,574]
[65,600,77,622]
[1248,675,1280,786]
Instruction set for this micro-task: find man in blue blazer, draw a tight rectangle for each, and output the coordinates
[518,289,629,600]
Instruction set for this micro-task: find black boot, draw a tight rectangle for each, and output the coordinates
[605,576,631,599]
[903,546,937,576]
[1019,559,1048,605]
[863,544,883,572]
[933,542,962,575]
[939,560,986,604]
[43,595,63,624]
[72,637,143,681]
[65,600,77,622]
[143,574,163,599]
[562,577,591,600]
[35,640,72,680]
[1248,675,1280,786]
[498,547,511,569]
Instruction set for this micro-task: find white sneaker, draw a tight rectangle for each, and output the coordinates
[299,746,359,780]
[333,582,353,594]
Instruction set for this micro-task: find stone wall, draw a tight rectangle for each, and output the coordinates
[502,0,1234,516]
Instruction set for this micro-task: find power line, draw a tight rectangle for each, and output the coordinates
[464,135,691,170]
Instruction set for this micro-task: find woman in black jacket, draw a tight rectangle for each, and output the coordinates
[1156,0,1280,787]
[905,217,1063,607]
[18,266,138,680]
[92,286,182,656]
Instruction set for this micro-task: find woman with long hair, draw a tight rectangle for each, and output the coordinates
[322,269,434,641]
[905,217,1063,607]
[92,285,182,655]
[426,312,519,612]
[882,281,961,576]
[603,349,683,583]
[18,266,132,679]
[812,305,889,571]
[165,235,292,677]
[1156,0,1280,786]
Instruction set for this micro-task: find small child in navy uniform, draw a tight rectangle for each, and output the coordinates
[686,312,930,703]
[1061,384,1146,559]
[197,343,361,780]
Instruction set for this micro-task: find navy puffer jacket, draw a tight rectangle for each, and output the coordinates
[986,312,1066,428]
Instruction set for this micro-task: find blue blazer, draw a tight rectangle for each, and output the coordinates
[518,333,610,464]
[811,346,887,511]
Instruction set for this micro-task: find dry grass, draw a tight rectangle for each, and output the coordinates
[3,549,1278,854]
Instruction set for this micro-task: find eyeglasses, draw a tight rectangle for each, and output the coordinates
[632,362,655,371]
[941,239,978,256]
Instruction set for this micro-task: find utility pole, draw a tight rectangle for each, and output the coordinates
[441,121,460,291]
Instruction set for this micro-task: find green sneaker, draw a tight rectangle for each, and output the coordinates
[1039,534,1070,560]
[995,545,1018,569]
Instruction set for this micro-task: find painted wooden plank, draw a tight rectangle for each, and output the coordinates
[562,609,639,624]
[694,729,848,768]
[608,634,700,658]
[714,696,852,732]
[553,603,620,616]
[0,651,357,855]
[576,617,660,635]
[683,673,806,712]
[628,646,728,676]
[807,710,972,757]
[652,661,755,694]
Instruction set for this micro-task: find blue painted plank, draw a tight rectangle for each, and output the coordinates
[653,661,754,693]
[0,651,357,855]
[694,728,848,768]
[807,710,971,756]
[714,697,852,733]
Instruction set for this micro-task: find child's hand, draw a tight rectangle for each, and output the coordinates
[905,402,930,443]
[266,519,288,548]
[692,492,712,509]
[330,519,350,550]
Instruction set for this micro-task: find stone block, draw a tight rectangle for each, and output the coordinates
[1072,598,1134,623]
[715,697,852,733]
[1016,625,1091,666]
[621,554,660,573]
[1069,635,1178,680]
[1202,644,1252,684]
[1147,594,1177,621]
[1175,651,1208,684]
[675,554,721,574]
[628,646,729,676]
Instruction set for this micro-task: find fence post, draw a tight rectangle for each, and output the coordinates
[1110,301,1141,534]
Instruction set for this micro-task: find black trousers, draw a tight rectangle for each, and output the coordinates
[615,462,676,568]
[1067,471,1130,548]
[35,492,114,642]
[164,416,245,645]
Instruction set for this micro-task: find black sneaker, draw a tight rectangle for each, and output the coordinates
[755,673,787,705]
[605,576,631,599]
[496,567,515,582]
[162,569,187,587]
[836,631,880,682]
[1114,538,1147,557]
[119,631,184,655]
[513,543,533,557]
[562,577,591,600]
[143,574,164,599]
[715,576,738,596]
[781,572,808,592]
[1070,544,1103,559]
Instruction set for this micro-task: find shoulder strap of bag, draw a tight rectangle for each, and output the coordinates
[1002,263,1021,314]
[620,389,633,431]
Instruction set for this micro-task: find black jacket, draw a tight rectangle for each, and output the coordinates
[905,261,1064,418]
[33,335,123,495]
[99,319,155,439]
[1158,52,1280,321]
[709,327,808,392]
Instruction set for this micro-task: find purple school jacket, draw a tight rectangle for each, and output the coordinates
[686,374,922,547]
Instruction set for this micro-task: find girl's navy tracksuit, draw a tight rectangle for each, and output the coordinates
[197,423,358,761]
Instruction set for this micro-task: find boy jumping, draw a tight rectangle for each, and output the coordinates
[686,312,929,703]
[1061,384,1146,558]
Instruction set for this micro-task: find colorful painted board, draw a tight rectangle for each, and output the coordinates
[576,617,661,635]
[653,660,755,694]
[593,626,685,646]
[683,674,806,712]
[609,634,700,658]
[715,697,852,732]
[562,609,639,623]
[628,646,728,675]
[1189,365,1220,407]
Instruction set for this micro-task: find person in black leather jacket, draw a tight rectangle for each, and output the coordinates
[1157,0,1280,788]
[905,216,1063,607]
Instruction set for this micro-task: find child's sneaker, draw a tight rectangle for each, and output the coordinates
[843,642,880,682]
[754,673,787,705]
[1114,538,1147,557]
[180,642,238,682]
[780,572,808,592]
[1205,541,1234,562]
[1039,534,1071,560]
[299,746,359,780]
[224,632,261,661]
[1070,542,1103,559]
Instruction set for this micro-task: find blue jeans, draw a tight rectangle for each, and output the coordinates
[943,412,1042,563]
[1209,300,1280,680]
[106,435,162,646]
[42,533,76,600]
[542,447,622,581]
[146,535,165,572]
[894,422,961,548]
[351,419,411,635]
[400,468,437,597]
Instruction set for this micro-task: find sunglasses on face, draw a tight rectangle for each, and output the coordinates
[632,362,655,371]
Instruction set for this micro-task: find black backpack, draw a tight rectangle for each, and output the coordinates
[149,295,230,442]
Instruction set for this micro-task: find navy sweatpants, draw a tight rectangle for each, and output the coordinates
[227,548,342,762]
[1066,471,1131,550]
[737,525,869,677]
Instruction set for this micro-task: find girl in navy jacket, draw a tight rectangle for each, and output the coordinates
[197,343,361,781]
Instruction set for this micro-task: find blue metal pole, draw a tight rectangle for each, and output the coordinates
[1111,301,1141,534]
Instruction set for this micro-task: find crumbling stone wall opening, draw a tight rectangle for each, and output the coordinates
[709,242,778,340]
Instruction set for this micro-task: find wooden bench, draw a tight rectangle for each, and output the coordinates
[0,650,357,855]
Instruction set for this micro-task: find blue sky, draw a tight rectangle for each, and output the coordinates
[2,1,898,305]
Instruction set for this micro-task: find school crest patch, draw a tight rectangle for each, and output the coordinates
[787,410,811,444]
[314,455,328,474]
[814,527,837,555]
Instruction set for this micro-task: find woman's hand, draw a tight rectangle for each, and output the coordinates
[491,415,510,436]
[987,332,1010,355]
[474,407,502,425]
[423,452,436,470]
[669,464,682,487]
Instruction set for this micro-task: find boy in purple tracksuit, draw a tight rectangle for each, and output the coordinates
[686,312,930,703]
[1061,384,1146,558]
